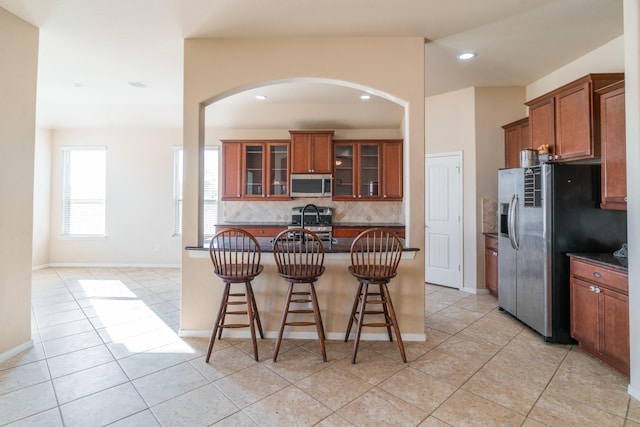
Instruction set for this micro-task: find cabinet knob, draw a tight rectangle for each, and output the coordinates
[554,155,559,159]
[492,251,498,256]
[589,285,596,292]
[358,195,362,199]
[383,195,388,198]
[624,196,628,202]
[353,195,357,199]
[593,271,602,278]
[237,194,240,198]
[594,287,601,294]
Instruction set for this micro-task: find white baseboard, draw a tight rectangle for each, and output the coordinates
[32,264,50,271]
[179,329,426,342]
[0,340,34,364]
[48,263,181,269]
[461,287,490,295]
[629,384,640,401]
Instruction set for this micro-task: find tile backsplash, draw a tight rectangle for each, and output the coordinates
[221,199,404,224]
[482,198,498,233]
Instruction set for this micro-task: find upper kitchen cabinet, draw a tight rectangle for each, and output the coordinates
[597,81,627,211]
[221,140,290,200]
[525,73,624,162]
[334,139,402,201]
[290,130,334,174]
[503,117,530,168]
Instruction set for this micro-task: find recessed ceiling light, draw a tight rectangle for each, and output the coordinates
[128,81,147,88]
[457,52,476,60]
[255,95,267,100]
[360,94,371,100]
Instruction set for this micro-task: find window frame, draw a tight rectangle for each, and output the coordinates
[173,146,219,238]
[60,146,107,239]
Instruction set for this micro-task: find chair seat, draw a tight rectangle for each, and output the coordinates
[278,265,325,281]
[215,264,264,282]
[348,265,396,281]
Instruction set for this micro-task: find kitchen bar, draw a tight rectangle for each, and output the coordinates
[184,226,422,343]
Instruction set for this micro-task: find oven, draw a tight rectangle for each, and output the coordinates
[288,205,333,248]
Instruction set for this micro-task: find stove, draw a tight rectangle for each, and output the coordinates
[288,205,333,246]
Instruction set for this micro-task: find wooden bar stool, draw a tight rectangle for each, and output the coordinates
[206,228,264,362]
[272,228,327,362]
[344,227,406,363]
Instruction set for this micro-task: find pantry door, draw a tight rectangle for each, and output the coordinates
[425,152,462,288]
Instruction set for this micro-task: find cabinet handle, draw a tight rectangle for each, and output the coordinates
[492,251,498,257]
[593,271,602,278]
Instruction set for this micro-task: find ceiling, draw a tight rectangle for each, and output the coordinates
[0,0,624,129]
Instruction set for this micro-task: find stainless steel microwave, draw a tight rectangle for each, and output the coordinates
[290,174,332,198]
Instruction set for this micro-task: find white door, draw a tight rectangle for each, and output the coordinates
[425,152,462,288]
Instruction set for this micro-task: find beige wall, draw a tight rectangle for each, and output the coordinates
[526,36,625,100]
[182,37,425,335]
[33,128,52,268]
[0,8,38,356]
[47,128,183,266]
[425,87,525,292]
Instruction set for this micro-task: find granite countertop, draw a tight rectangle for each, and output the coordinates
[187,236,419,254]
[567,252,628,272]
[214,222,405,228]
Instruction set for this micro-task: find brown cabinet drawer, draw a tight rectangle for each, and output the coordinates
[485,235,498,251]
[333,226,405,239]
[214,225,286,238]
[570,258,628,295]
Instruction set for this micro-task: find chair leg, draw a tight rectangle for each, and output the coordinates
[217,285,232,340]
[206,282,230,363]
[245,282,259,362]
[309,283,327,362]
[351,282,369,364]
[344,282,363,342]
[249,283,265,339]
[273,282,294,362]
[381,283,407,363]
[378,283,394,342]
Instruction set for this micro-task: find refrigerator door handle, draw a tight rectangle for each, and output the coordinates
[508,194,519,250]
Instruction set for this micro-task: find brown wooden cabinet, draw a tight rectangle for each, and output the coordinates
[221,140,290,200]
[334,139,402,201]
[569,256,629,376]
[213,224,287,237]
[333,225,405,238]
[484,235,498,297]
[597,81,627,211]
[526,73,624,162]
[503,118,530,169]
[290,130,334,174]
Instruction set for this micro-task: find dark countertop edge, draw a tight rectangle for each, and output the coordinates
[213,223,405,228]
[185,246,420,253]
[567,252,628,272]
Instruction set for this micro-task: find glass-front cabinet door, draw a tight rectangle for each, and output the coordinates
[243,144,264,197]
[268,143,289,198]
[334,143,354,198]
[358,144,380,198]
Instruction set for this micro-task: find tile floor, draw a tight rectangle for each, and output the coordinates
[1,267,639,426]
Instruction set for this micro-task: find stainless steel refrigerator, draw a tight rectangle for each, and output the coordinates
[498,163,626,343]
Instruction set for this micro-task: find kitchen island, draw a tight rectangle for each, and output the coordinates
[183,229,424,343]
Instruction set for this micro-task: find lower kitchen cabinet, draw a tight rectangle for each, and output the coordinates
[569,256,629,376]
[333,225,405,239]
[484,235,498,297]
[213,225,287,238]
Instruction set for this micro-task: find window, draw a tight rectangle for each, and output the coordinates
[62,147,106,236]
[173,147,218,236]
